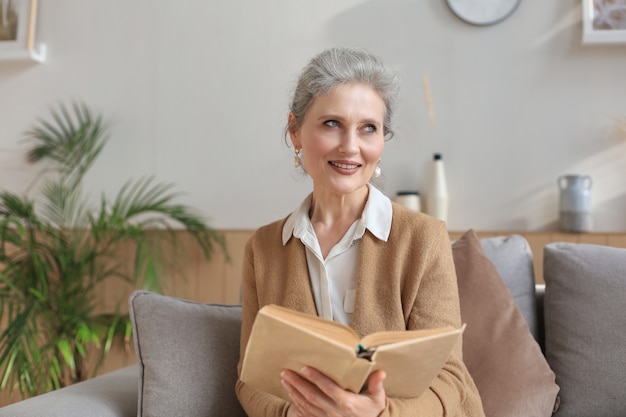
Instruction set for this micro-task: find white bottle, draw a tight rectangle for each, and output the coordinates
[426,153,449,222]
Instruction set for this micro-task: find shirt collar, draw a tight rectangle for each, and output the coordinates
[282,184,392,245]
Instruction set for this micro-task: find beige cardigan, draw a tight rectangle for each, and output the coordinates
[236,204,485,417]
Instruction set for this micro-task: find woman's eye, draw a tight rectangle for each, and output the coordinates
[324,120,339,128]
[363,124,377,133]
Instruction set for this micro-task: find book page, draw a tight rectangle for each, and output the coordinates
[361,326,456,347]
[370,328,463,398]
[263,304,360,347]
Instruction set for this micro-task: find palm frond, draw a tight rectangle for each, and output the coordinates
[0,192,37,223]
[39,180,89,228]
[24,101,108,192]
[108,176,228,259]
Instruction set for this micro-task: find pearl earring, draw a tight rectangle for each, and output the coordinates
[374,162,382,178]
[293,149,302,168]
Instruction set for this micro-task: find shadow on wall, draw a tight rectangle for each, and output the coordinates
[510,138,626,231]
[325,1,450,53]
[326,2,463,102]
[529,2,582,48]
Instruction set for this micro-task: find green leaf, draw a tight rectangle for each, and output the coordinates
[55,340,76,371]
[27,288,46,302]
[0,349,18,390]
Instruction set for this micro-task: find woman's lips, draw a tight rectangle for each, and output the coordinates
[329,161,361,173]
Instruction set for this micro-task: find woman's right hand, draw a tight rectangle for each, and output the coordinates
[282,367,386,417]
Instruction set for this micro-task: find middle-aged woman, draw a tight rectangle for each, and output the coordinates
[236,46,485,417]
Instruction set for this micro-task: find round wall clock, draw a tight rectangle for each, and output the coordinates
[446,0,522,26]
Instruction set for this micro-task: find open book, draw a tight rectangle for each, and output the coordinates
[240,304,464,402]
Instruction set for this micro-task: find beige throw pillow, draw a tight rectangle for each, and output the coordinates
[452,230,559,417]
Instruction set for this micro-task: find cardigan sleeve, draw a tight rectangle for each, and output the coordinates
[235,236,290,417]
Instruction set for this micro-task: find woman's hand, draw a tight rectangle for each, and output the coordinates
[282,367,387,417]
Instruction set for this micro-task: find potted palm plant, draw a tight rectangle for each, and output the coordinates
[0,101,226,399]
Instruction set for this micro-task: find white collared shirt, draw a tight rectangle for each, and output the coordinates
[282,184,392,325]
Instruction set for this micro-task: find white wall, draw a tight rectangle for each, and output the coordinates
[1,0,625,231]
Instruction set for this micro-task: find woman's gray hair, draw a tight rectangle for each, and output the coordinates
[286,47,400,142]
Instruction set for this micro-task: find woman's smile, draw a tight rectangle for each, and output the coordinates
[329,160,361,173]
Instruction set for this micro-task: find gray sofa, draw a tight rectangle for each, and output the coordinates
[1,232,624,417]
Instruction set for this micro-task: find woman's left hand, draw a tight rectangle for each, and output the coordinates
[281,366,387,417]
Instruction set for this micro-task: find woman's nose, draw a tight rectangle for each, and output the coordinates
[338,131,358,154]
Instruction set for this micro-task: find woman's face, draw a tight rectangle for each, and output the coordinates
[289,83,386,199]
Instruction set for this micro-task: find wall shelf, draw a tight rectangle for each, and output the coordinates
[0,43,47,63]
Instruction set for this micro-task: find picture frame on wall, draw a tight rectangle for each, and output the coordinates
[0,0,44,61]
[582,0,626,44]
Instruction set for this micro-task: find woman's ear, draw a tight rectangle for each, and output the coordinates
[287,113,300,148]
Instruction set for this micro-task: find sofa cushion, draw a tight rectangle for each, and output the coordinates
[543,242,626,417]
[129,291,246,417]
[0,365,139,417]
[452,230,559,417]
[480,234,538,340]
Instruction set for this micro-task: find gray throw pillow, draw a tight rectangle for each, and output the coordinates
[129,291,246,417]
[480,234,538,340]
[543,242,626,417]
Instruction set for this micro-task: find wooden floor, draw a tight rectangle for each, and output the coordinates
[2,229,625,406]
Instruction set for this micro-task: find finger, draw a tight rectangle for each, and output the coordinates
[282,376,308,416]
[362,370,386,396]
[299,366,363,416]
[282,370,329,417]
[289,386,325,417]
[300,366,347,400]
[286,404,302,417]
